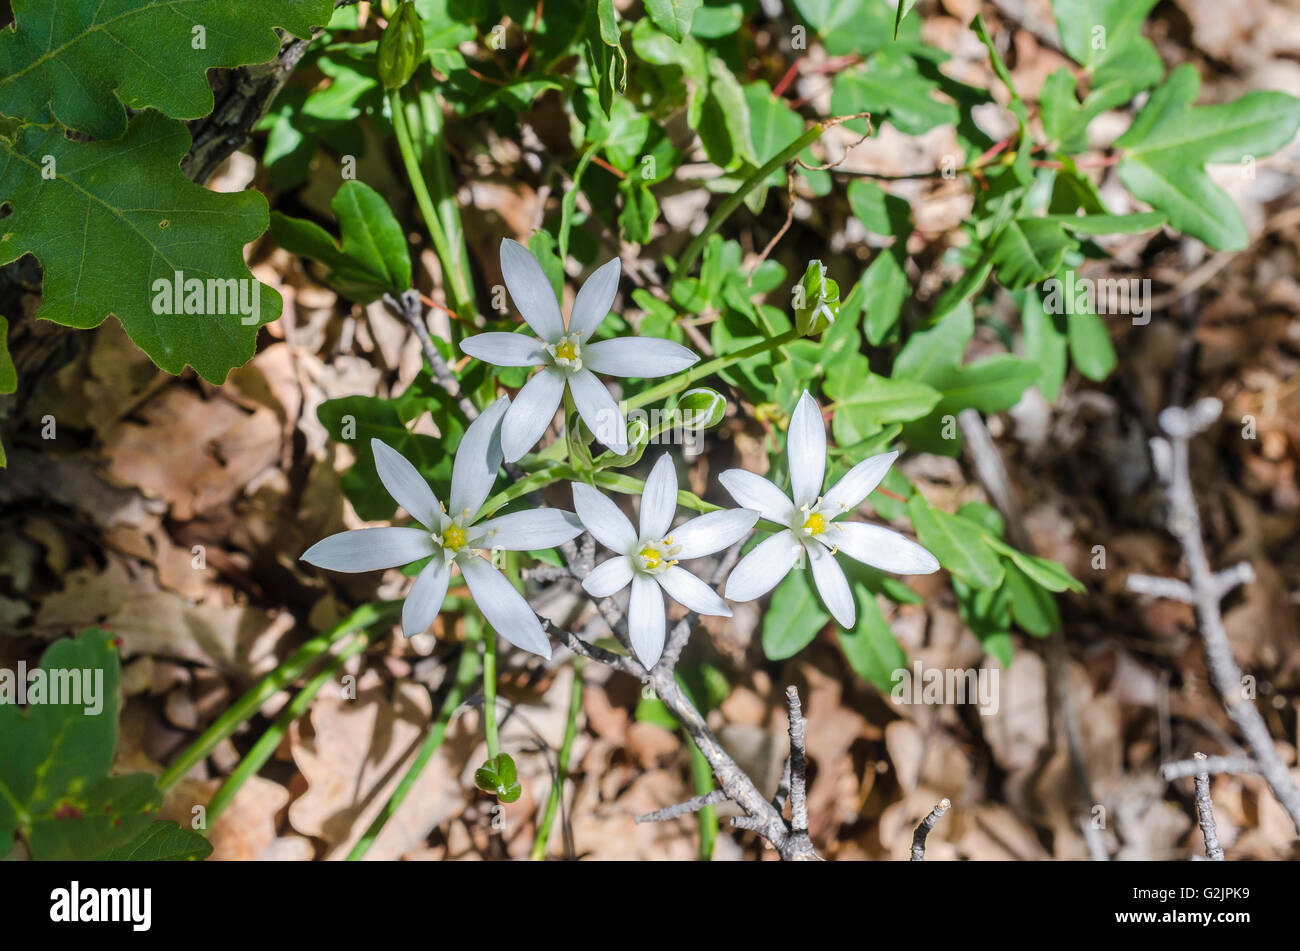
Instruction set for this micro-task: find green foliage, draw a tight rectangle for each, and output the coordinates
[0,628,212,861]
[0,0,334,139]
[474,753,521,803]
[0,112,277,383]
[272,181,413,302]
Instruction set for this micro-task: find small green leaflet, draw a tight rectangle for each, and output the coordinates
[0,111,278,384]
[893,0,918,40]
[0,0,335,139]
[272,180,412,303]
[1115,64,1300,250]
[837,589,907,691]
[990,219,1076,289]
[906,494,1004,589]
[643,0,702,42]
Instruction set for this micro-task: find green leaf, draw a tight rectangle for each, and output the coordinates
[0,0,333,139]
[0,111,278,384]
[1050,0,1162,91]
[1039,68,1132,153]
[0,315,15,395]
[990,219,1076,289]
[1021,287,1067,401]
[970,13,1020,101]
[1039,212,1165,235]
[986,540,1085,593]
[859,250,909,345]
[1067,309,1117,381]
[831,51,958,136]
[473,754,522,803]
[893,0,917,40]
[827,374,940,446]
[584,0,628,117]
[100,820,213,861]
[931,355,1042,415]
[643,0,702,42]
[762,570,830,660]
[894,304,973,382]
[906,495,1005,589]
[837,589,907,691]
[794,0,919,57]
[1002,561,1061,636]
[618,178,659,244]
[1116,65,1300,250]
[272,180,412,302]
[0,629,173,860]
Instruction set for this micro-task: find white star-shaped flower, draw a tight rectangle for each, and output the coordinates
[460,239,699,462]
[571,454,759,668]
[721,390,940,628]
[301,397,583,657]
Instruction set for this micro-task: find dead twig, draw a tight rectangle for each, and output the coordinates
[910,798,951,862]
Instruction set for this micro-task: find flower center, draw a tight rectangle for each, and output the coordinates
[634,537,680,576]
[802,512,825,536]
[441,525,467,552]
[546,333,584,372]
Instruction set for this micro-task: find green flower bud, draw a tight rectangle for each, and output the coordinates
[378,2,425,91]
[793,259,841,337]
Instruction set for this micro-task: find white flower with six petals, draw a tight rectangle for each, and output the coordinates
[301,397,583,657]
[721,390,940,628]
[572,455,758,668]
[461,239,699,462]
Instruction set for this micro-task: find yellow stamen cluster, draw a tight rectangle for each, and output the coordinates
[441,525,467,551]
[802,512,826,536]
[554,340,578,361]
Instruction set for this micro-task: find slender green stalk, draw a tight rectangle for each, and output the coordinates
[159,601,400,791]
[530,657,585,860]
[389,88,474,317]
[482,624,500,760]
[206,629,373,824]
[669,125,825,296]
[416,86,474,315]
[346,644,481,860]
[687,737,717,861]
[478,463,577,520]
[624,328,801,411]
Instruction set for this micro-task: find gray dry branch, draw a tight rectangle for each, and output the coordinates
[1128,399,1300,840]
[910,798,951,862]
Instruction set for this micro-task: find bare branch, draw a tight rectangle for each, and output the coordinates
[636,790,729,824]
[383,290,479,422]
[785,686,811,835]
[1140,399,1300,835]
[1162,755,1257,782]
[910,798,951,862]
[1193,753,1226,861]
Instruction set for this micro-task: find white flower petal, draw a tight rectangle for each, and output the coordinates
[806,541,855,628]
[582,555,633,598]
[568,256,621,341]
[629,574,667,668]
[402,560,451,638]
[718,469,795,524]
[822,450,899,514]
[500,368,565,463]
[671,508,759,560]
[371,438,441,531]
[826,521,940,575]
[449,396,508,519]
[500,238,564,342]
[724,530,801,602]
[658,566,730,617]
[582,337,699,378]
[458,553,552,658]
[639,454,678,540]
[571,482,638,553]
[301,527,435,573]
[469,508,583,551]
[460,332,545,367]
[788,390,827,508]
[568,368,627,454]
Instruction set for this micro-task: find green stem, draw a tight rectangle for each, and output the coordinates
[346,644,480,860]
[669,125,825,297]
[159,601,400,791]
[416,86,474,318]
[482,623,500,761]
[206,629,373,825]
[624,328,801,411]
[687,736,717,861]
[478,463,577,520]
[389,88,474,317]
[530,656,585,861]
